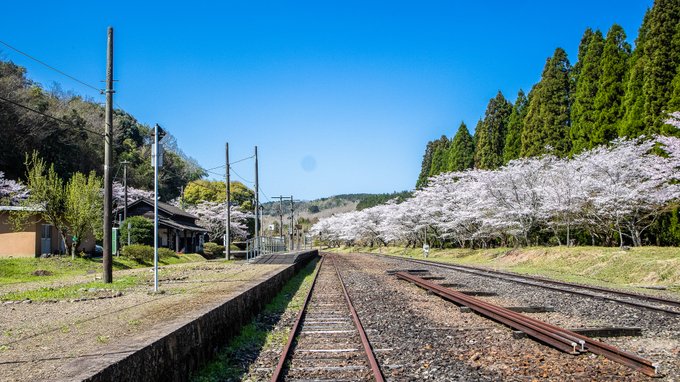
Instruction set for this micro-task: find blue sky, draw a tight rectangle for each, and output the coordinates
[0,1,651,200]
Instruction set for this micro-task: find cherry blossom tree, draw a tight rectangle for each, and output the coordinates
[0,172,28,205]
[184,201,250,242]
[311,134,680,248]
[112,182,154,210]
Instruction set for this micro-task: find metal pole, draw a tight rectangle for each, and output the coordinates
[254,146,259,253]
[153,123,159,292]
[122,160,129,222]
[279,196,283,239]
[103,27,114,283]
[225,142,231,260]
[290,196,294,251]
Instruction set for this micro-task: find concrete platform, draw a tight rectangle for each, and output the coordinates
[0,258,316,382]
[250,249,319,265]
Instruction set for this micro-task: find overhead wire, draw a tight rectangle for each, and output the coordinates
[0,40,275,208]
[203,154,255,173]
[0,39,104,94]
[228,166,254,184]
[0,95,105,137]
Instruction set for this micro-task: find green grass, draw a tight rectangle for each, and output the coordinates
[191,258,320,382]
[0,275,141,301]
[0,253,207,285]
[329,245,680,292]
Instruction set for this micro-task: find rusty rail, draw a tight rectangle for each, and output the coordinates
[395,271,658,377]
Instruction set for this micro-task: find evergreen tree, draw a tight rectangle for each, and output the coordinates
[474,91,513,169]
[504,90,528,163]
[623,1,680,135]
[570,29,604,153]
[643,0,680,132]
[427,136,450,177]
[522,48,573,157]
[572,28,595,87]
[416,141,435,189]
[447,122,475,171]
[593,24,631,145]
[665,22,680,123]
[621,10,650,137]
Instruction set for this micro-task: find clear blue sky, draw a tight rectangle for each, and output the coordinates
[0,1,651,200]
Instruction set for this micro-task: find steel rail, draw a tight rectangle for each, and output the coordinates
[395,271,658,377]
[271,255,384,381]
[332,256,386,382]
[271,257,325,382]
[445,260,680,308]
[376,254,680,315]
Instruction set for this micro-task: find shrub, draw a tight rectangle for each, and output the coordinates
[121,244,176,264]
[119,216,154,246]
[202,242,225,259]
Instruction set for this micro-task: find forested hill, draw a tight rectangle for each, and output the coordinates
[417,0,680,188]
[261,191,412,218]
[0,60,203,200]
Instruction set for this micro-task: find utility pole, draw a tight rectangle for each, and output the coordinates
[279,196,284,238]
[152,123,161,292]
[121,160,129,221]
[225,142,231,260]
[103,27,114,284]
[254,146,259,252]
[290,196,294,251]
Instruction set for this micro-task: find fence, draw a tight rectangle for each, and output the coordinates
[245,236,287,261]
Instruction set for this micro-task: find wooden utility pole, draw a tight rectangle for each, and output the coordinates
[103,27,114,283]
[225,142,231,260]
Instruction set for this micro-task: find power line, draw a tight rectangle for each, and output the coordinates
[258,185,272,202]
[206,169,226,177]
[231,155,255,165]
[0,95,105,137]
[229,166,254,184]
[204,164,226,172]
[203,154,255,173]
[0,39,104,94]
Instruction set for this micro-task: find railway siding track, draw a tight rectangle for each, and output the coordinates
[271,255,385,381]
[375,254,680,315]
[395,271,659,377]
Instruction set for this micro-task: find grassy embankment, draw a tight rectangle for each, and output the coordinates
[327,246,680,293]
[0,253,208,301]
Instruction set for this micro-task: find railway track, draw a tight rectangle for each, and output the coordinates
[395,271,659,377]
[373,254,680,315]
[271,255,385,382]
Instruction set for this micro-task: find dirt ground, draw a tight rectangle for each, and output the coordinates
[0,260,287,382]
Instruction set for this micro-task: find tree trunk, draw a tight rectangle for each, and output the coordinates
[566,221,571,247]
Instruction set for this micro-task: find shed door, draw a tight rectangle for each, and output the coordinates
[40,224,52,254]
